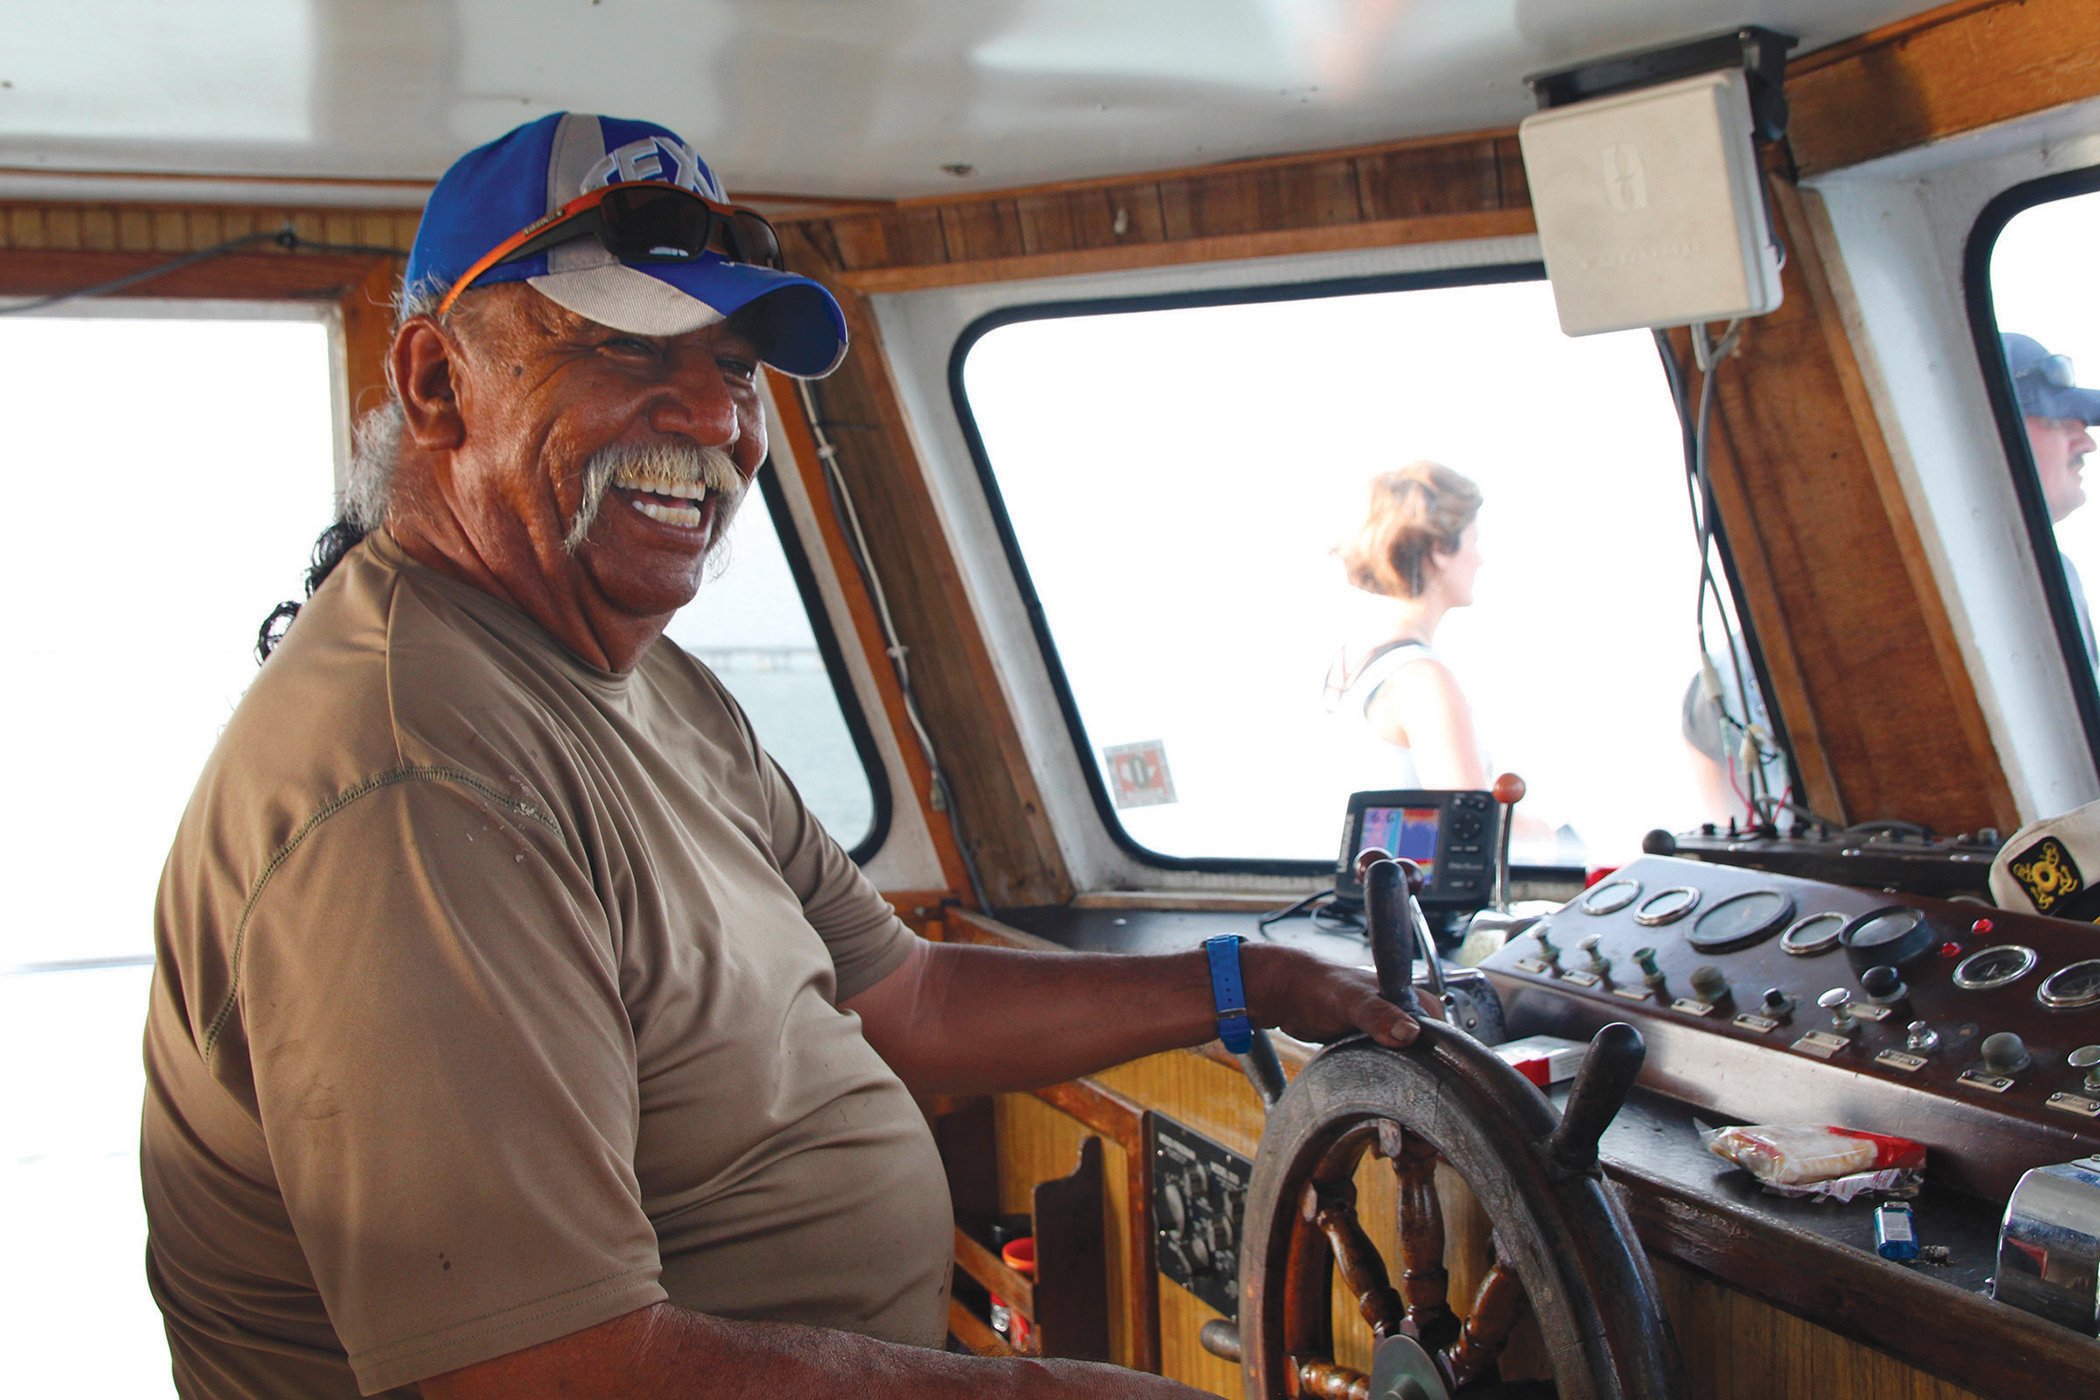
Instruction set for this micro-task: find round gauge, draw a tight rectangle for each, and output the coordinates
[1780,911,1846,957]
[1633,886,1701,927]
[1688,890,1797,952]
[2039,959,2100,1010]
[1580,878,1641,916]
[1951,944,2039,991]
[1839,905,1935,972]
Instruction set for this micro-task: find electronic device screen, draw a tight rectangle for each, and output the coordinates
[1333,788,1500,912]
[1356,803,1444,882]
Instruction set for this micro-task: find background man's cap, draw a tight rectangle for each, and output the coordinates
[2002,333,2100,425]
[406,112,846,377]
[1990,797,2100,923]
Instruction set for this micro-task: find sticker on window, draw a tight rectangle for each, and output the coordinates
[1104,741,1177,809]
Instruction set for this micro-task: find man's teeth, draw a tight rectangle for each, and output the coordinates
[632,498,703,528]
[612,469,711,502]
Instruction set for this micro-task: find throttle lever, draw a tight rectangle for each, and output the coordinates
[1238,1028,1287,1109]
[1366,858,1426,1017]
[1544,1021,1646,1179]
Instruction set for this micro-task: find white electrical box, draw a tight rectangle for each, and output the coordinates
[1518,68,1783,336]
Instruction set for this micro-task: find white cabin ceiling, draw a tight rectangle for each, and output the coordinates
[2,0,1943,205]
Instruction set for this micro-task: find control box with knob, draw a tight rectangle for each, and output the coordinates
[1150,1113,1252,1319]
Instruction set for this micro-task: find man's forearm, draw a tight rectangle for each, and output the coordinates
[846,938,1413,1097]
[421,1301,1210,1399]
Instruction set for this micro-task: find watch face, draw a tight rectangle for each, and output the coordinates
[1634,886,1700,927]
[1780,911,1846,956]
[1951,944,2038,991]
[1688,890,1796,952]
[2040,959,2100,1010]
[1580,878,1640,915]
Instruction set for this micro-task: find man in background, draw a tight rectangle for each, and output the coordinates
[2003,332,2100,670]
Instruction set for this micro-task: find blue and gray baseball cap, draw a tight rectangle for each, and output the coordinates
[2003,333,2100,425]
[405,112,847,377]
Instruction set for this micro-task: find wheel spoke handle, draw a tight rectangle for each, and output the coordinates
[1366,859,1425,1016]
[1295,1357,1372,1400]
[1544,1021,1646,1178]
[1389,1138,1459,1352]
[1445,1261,1528,1388]
[1239,1027,1288,1109]
[1308,1179,1409,1339]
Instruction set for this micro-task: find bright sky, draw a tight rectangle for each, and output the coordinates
[964,275,1717,866]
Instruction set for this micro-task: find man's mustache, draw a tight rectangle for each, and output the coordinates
[564,443,746,554]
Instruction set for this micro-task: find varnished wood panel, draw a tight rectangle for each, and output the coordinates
[994,1093,1136,1367]
[1680,165,2016,834]
[1651,1257,1984,1400]
[782,251,1075,906]
[1789,0,2100,177]
[0,201,419,256]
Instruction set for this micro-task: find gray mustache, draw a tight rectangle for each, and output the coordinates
[564,444,745,553]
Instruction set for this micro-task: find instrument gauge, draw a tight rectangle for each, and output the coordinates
[2039,959,2100,1010]
[1688,890,1797,952]
[1633,886,1701,927]
[1780,911,1846,956]
[1579,878,1641,916]
[1839,905,1934,972]
[1951,944,2038,991]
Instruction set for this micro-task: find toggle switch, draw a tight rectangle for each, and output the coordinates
[1580,935,1609,972]
[1632,947,1664,987]
[1690,964,1730,1005]
[1906,1020,1941,1054]
[1760,987,1794,1023]
[1981,1032,2031,1076]
[2069,1045,2100,1096]
[1818,988,1857,1033]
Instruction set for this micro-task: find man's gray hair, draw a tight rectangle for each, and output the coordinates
[341,275,451,530]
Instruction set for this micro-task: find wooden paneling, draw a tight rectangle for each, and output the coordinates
[1789,0,2100,177]
[1679,165,2017,833]
[784,257,1075,906]
[780,127,1537,294]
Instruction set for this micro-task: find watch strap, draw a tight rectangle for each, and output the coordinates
[1204,934,1254,1054]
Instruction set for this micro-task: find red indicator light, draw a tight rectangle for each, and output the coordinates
[1971,918,1994,937]
[1938,942,1964,959]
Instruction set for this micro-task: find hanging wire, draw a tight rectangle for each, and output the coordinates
[1656,321,1837,833]
[792,376,993,912]
[0,225,408,317]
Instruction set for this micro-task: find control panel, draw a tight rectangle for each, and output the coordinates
[1480,856,2100,1200]
[1150,1113,1252,1319]
[1653,821,2000,900]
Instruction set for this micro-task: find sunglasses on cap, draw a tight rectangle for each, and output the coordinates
[437,181,784,318]
[2017,352,2078,390]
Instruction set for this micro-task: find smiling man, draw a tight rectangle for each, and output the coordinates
[141,113,1415,1400]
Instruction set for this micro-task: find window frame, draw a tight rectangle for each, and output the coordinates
[742,461,895,864]
[947,261,1775,878]
[1963,161,2100,753]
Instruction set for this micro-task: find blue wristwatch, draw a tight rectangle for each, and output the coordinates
[1204,934,1254,1054]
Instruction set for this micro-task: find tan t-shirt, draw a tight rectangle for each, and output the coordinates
[142,532,951,1397]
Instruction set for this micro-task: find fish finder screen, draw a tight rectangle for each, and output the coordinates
[1356,804,1441,881]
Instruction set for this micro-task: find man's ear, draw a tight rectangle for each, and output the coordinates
[391,317,466,450]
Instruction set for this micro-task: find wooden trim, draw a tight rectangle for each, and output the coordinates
[946,1298,1016,1357]
[1776,178,2016,830]
[834,209,1537,293]
[768,371,977,903]
[0,247,399,304]
[1660,161,2016,835]
[1788,0,2100,176]
[779,262,1075,906]
[1024,1077,1162,1373]
[954,1227,1036,1318]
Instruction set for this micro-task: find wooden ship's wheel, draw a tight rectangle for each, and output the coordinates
[1212,861,1683,1400]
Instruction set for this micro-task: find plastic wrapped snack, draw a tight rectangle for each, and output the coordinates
[1703,1124,1925,1187]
